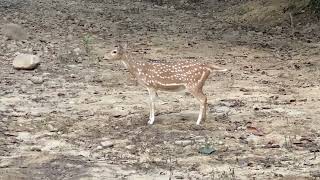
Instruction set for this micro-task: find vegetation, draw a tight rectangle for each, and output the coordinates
[309,0,320,14]
[82,34,93,54]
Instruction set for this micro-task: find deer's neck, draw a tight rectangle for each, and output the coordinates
[121,54,140,76]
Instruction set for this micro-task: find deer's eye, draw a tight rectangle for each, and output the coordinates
[112,51,117,54]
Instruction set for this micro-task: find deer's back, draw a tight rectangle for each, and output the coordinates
[134,61,211,90]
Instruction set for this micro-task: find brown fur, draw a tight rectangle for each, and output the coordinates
[103,44,228,125]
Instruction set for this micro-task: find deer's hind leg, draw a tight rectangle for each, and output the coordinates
[189,88,207,125]
[187,71,210,125]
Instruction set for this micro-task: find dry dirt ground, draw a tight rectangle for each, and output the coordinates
[1,0,320,179]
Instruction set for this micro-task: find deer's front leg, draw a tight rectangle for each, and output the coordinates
[147,88,157,125]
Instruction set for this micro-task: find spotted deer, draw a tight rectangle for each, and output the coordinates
[103,44,228,125]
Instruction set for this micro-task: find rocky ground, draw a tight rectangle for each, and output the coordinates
[0,0,320,179]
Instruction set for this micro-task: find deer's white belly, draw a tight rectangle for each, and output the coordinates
[137,78,186,92]
[156,83,186,92]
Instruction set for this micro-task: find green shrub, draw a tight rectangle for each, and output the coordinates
[309,0,320,14]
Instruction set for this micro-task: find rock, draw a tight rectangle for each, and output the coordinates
[101,140,114,148]
[240,88,249,92]
[193,136,206,143]
[126,145,135,150]
[199,146,216,155]
[30,111,42,117]
[13,54,41,70]
[174,140,193,146]
[47,124,58,132]
[246,134,261,146]
[211,106,230,113]
[96,145,103,150]
[1,23,28,40]
[30,76,44,84]
[16,132,32,142]
[73,48,82,55]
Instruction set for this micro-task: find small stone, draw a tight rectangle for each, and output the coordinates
[47,124,58,132]
[73,48,82,55]
[1,23,28,40]
[16,132,32,142]
[30,111,42,117]
[126,145,135,150]
[175,175,184,179]
[175,140,193,146]
[101,140,114,148]
[246,134,261,146]
[194,136,206,143]
[199,146,216,155]
[240,88,249,92]
[13,54,40,70]
[212,106,230,113]
[30,76,44,84]
[96,145,103,150]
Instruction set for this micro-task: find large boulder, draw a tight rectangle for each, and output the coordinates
[12,54,41,70]
[1,23,28,40]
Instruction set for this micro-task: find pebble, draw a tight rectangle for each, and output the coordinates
[101,140,114,148]
[30,76,44,84]
[174,140,193,146]
[96,145,103,150]
[212,106,230,113]
[218,141,224,145]
[13,54,41,70]
[246,134,261,146]
[193,136,206,143]
[126,145,135,150]
[73,48,82,55]
[16,132,32,142]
